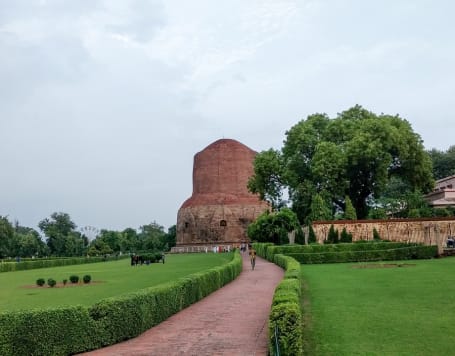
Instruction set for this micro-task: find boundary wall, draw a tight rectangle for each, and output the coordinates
[312,217,455,253]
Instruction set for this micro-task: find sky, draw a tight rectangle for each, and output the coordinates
[1,0,454,234]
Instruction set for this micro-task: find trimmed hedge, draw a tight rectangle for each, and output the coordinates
[0,255,128,273]
[268,253,304,356]
[287,245,438,264]
[0,251,242,355]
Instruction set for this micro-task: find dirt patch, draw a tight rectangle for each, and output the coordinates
[21,281,105,289]
[352,263,416,269]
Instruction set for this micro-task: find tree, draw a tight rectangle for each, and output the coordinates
[138,222,167,252]
[326,224,339,244]
[165,225,177,251]
[248,148,285,209]
[307,193,332,224]
[308,224,317,244]
[249,105,434,222]
[0,216,14,258]
[428,145,455,180]
[247,208,300,245]
[340,227,352,243]
[38,212,77,256]
[12,224,48,257]
[344,196,357,220]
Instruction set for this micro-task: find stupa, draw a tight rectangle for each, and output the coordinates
[175,138,269,251]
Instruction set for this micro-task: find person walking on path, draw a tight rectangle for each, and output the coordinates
[249,244,257,270]
[80,252,284,356]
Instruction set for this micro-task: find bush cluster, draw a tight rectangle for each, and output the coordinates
[268,254,304,356]
[0,251,242,355]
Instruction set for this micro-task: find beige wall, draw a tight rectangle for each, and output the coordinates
[312,217,455,253]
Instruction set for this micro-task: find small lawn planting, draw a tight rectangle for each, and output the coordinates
[302,257,455,355]
[0,252,233,311]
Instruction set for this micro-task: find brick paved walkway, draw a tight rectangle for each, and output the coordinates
[80,253,284,356]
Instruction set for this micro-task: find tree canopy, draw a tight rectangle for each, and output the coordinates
[248,105,434,222]
[427,145,455,180]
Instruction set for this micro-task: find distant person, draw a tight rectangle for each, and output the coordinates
[248,244,256,270]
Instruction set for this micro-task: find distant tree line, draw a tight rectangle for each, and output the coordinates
[0,212,176,259]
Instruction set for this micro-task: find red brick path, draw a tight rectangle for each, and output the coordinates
[80,253,284,356]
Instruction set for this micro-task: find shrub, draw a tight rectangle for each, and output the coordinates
[63,279,67,286]
[36,278,45,287]
[373,228,381,241]
[268,254,303,356]
[69,275,79,284]
[340,227,352,243]
[47,278,56,288]
[83,275,91,284]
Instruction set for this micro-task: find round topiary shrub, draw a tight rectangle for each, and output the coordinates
[69,275,79,284]
[47,278,56,288]
[36,278,45,287]
[63,279,68,286]
[83,275,91,284]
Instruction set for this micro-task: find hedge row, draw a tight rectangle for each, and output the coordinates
[264,242,416,261]
[287,245,438,264]
[0,255,128,273]
[0,251,242,355]
[268,254,304,356]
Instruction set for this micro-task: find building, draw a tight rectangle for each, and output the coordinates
[174,139,269,252]
[425,175,455,208]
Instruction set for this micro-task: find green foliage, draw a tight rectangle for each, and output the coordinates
[288,245,438,264]
[36,278,45,287]
[373,228,381,241]
[344,196,357,220]
[428,145,455,179]
[63,279,67,286]
[0,255,126,273]
[268,254,303,356]
[248,148,285,209]
[47,278,56,288]
[38,212,84,257]
[69,275,79,284]
[326,225,339,244]
[0,217,14,258]
[308,224,317,244]
[0,252,242,355]
[83,275,91,284]
[247,208,299,245]
[249,105,434,222]
[339,228,352,243]
[262,242,437,264]
[307,193,332,223]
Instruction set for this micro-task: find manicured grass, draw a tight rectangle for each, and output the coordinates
[0,253,233,311]
[302,257,455,355]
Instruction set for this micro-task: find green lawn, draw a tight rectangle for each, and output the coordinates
[302,257,455,356]
[0,252,233,311]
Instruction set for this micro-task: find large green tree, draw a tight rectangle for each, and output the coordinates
[38,212,78,256]
[249,105,434,222]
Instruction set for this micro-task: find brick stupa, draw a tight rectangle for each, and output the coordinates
[175,139,269,250]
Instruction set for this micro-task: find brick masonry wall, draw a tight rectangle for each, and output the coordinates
[312,217,455,253]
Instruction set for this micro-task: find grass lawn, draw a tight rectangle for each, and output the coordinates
[302,257,455,356]
[0,252,233,311]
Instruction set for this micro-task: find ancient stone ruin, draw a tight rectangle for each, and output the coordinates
[174,139,269,252]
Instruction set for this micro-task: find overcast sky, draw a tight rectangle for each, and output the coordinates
[1,0,454,234]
